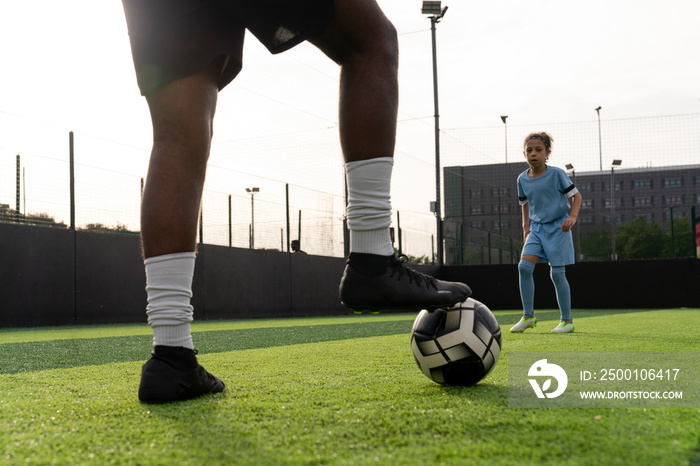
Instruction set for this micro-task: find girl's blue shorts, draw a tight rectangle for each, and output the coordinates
[522,218,575,266]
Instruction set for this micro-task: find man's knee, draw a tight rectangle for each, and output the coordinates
[372,18,398,57]
[311,0,398,66]
[146,63,220,146]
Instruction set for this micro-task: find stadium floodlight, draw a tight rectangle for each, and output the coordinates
[565,163,575,182]
[421,1,443,16]
[566,163,576,187]
[246,187,260,249]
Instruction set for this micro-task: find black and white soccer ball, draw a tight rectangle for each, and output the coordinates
[410,298,502,386]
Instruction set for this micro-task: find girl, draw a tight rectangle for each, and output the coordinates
[510,132,582,334]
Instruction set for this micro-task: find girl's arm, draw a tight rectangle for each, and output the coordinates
[562,192,582,232]
[521,203,530,239]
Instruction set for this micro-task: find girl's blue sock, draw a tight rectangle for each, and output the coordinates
[518,260,536,316]
[550,266,572,321]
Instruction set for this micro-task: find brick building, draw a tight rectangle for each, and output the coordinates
[443,163,700,264]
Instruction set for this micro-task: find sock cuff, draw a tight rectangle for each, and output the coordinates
[144,251,196,267]
[145,252,196,330]
[350,228,394,256]
[345,157,394,172]
[345,157,393,234]
[152,324,194,349]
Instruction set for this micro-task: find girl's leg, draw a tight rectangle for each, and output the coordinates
[550,266,572,322]
[510,256,538,333]
[518,257,537,317]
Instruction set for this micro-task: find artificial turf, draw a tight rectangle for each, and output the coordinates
[1,308,699,465]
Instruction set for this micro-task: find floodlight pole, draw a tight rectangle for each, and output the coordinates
[610,160,621,260]
[596,106,602,171]
[498,116,508,263]
[610,166,615,260]
[566,164,581,259]
[246,187,259,249]
[501,116,508,163]
[425,5,447,265]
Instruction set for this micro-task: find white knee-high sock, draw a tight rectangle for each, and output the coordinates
[144,252,196,349]
[345,157,394,256]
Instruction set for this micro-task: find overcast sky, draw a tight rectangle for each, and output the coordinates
[2,0,698,141]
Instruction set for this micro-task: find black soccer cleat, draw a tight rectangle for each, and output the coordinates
[138,346,225,404]
[339,253,471,312]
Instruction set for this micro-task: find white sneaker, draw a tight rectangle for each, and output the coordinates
[510,316,537,333]
[551,321,574,333]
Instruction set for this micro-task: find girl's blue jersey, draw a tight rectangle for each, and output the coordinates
[517,165,578,224]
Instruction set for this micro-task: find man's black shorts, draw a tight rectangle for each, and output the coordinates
[122,0,335,95]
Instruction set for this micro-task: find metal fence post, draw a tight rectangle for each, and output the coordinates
[286,184,290,252]
[69,131,75,230]
[15,154,20,223]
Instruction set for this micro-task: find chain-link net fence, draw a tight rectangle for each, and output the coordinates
[2,112,699,261]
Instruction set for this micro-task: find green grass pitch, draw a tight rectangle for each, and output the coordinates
[1,309,699,465]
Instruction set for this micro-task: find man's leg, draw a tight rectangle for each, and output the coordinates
[310,0,398,257]
[309,0,398,164]
[310,0,471,312]
[138,62,225,403]
[141,64,220,259]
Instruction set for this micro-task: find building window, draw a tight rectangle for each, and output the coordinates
[492,220,508,230]
[492,203,509,214]
[579,216,593,224]
[581,199,593,210]
[633,196,652,208]
[577,182,593,192]
[696,193,700,203]
[471,220,483,229]
[695,176,700,186]
[471,205,482,215]
[604,215,624,225]
[664,210,686,222]
[491,187,510,198]
[663,195,683,206]
[633,179,652,189]
[604,198,623,209]
[471,189,482,199]
[602,181,622,191]
[663,177,682,188]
